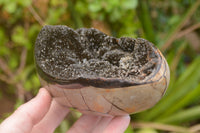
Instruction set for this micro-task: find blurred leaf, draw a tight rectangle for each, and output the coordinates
[0,0,4,4]
[160,83,200,117]
[55,120,70,133]
[18,65,40,91]
[75,1,88,16]
[88,1,102,12]
[66,0,83,28]
[105,0,120,12]
[17,0,31,7]
[0,28,9,56]
[14,98,24,109]
[11,26,30,49]
[24,81,32,91]
[136,128,158,133]
[0,28,8,45]
[117,11,139,38]
[168,15,180,26]
[125,125,134,133]
[176,57,200,86]
[8,55,19,70]
[4,2,17,14]
[0,46,10,56]
[50,0,64,6]
[46,7,66,25]
[122,0,138,9]
[110,8,122,22]
[28,24,41,42]
[27,74,40,92]
[137,0,156,44]
[159,106,200,124]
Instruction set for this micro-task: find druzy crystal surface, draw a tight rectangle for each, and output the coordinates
[35,25,159,86]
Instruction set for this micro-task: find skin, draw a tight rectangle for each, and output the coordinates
[0,88,130,133]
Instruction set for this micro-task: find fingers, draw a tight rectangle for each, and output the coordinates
[91,116,113,133]
[67,114,102,133]
[67,114,130,133]
[92,115,130,133]
[0,86,130,133]
[0,88,52,133]
[31,99,70,133]
[102,115,130,133]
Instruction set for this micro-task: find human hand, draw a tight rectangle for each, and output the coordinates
[0,88,130,133]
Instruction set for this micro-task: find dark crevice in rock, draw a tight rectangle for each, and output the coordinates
[35,25,160,87]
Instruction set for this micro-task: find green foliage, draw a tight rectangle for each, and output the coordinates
[12,26,30,49]
[87,0,137,21]
[136,128,158,133]
[137,1,156,43]
[54,120,70,133]
[125,125,134,133]
[75,0,139,37]
[0,28,9,56]
[0,0,200,132]
[0,0,31,13]
[159,106,200,124]
[46,8,66,25]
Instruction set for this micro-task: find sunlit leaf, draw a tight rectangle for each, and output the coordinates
[122,0,138,9]
[159,106,200,124]
[125,125,134,133]
[4,2,17,14]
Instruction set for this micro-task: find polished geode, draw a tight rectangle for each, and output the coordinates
[35,25,159,87]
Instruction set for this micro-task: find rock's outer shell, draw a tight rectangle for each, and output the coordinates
[39,50,170,116]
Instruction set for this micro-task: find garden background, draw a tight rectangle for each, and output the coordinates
[0,0,200,132]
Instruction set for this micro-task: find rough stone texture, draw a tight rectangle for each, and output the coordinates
[35,25,160,87]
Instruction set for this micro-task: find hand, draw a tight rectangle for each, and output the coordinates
[0,88,130,133]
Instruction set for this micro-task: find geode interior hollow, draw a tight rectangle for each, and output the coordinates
[35,25,160,87]
[35,25,170,116]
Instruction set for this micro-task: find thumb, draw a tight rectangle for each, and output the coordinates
[0,88,52,133]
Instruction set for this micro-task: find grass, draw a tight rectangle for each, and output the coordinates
[0,0,200,132]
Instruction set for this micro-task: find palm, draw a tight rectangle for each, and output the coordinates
[0,88,130,133]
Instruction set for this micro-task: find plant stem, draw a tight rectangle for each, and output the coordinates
[137,0,156,44]
[67,0,83,28]
[160,0,200,51]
